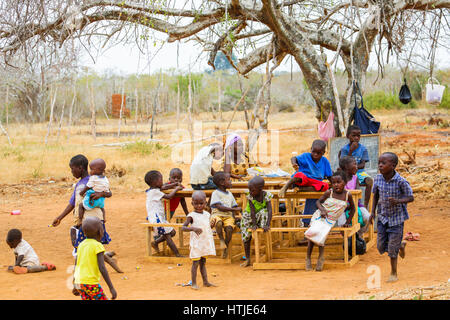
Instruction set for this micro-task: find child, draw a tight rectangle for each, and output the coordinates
[190,143,224,190]
[73,217,117,300]
[51,154,121,274]
[161,168,189,220]
[240,176,273,267]
[280,139,332,230]
[6,229,56,274]
[145,170,183,256]
[338,125,373,208]
[181,190,217,290]
[209,171,241,258]
[338,156,371,235]
[305,171,355,271]
[77,158,110,224]
[369,152,413,283]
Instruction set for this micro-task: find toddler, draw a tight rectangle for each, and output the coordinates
[161,168,189,220]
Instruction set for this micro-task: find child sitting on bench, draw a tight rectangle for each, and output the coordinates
[145,170,183,257]
[161,168,189,220]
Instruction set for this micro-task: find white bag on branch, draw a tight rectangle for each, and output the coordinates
[426,78,446,105]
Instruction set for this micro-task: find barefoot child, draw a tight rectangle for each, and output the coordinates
[6,229,56,274]
[145,170,183,256]
[73,217,117,300]
[182,191,217,290]
[369,152,413,283]
[161,168,189,220]
[209,171,241,258]
[305,171,355,271]
[240,176,273,267]
[338,125,374,208]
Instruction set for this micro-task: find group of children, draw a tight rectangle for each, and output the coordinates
[5,124,414,298]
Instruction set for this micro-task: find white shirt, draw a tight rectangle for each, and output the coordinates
[188,211,216,259]
[190,146,214,185]
[146,188,173,234]
[14,239,40,267]
[210,189,238,217]
[86,175,110,193]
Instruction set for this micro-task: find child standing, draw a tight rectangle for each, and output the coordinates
[73,217,117,300]
[6,229,56,274]
[240,176,273,267]
[145,170,183,256]
[338,125,373,208]
[369,152,413,282]
[161,168,189,220]
[182,191,217,290]
[280,139,333,230]
[305,171,355,271]
[209,171,241,258]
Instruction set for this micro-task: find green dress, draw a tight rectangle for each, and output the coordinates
[240,191,273,242]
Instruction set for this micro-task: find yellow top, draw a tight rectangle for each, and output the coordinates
[74,238,105,285]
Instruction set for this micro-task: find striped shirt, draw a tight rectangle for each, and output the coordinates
[372,171,413,227]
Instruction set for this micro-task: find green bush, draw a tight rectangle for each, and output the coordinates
[121,140,166,156]
[434,85,449,109]
[364,91,417,110]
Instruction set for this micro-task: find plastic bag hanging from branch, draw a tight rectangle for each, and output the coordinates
[399,78,412,104]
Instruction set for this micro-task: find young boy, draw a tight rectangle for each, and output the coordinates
[190,143,223,190]
[6,229,56,274]
[145,170,183,256]
[209,171,241,258]
[73,217,117,300]
[280,139,332,229]
[338,125,373,208]
[369,152,413,283]
[161,168,189,220]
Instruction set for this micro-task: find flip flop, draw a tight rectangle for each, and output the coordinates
[404,232,414,241]
[13,266,28,274]
[41,262,56,271]
[412,233,420,241]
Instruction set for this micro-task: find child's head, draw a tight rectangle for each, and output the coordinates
[330,171,348,193]
[339,156,357,176]
[81,216,104,242]
[212,171,231,189]
[6,229,22,249]
[192,190,207,213]
[310,139,327,162]
[248,176,265,198]
[144,170,163,189]
[378,152,398,175]
[169,168,183,184]
[210,143,224,160]
[89,158,106,176]
[69,154,89,179]
[346,125,361,144]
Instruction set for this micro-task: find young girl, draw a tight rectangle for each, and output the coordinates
[305,171,355,271]
[182,191,217,290]
[145,170,183,256]
[161,168,189,220]
[338,156,371,235]
[240,176,273,267]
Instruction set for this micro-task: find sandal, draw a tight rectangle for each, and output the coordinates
[41,262,56,271]
[404,232,414,241]
[13,266,28,274]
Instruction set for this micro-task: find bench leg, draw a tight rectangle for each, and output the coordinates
[254,230,260,264]
[146,227,153,256]
[343,230,349,263]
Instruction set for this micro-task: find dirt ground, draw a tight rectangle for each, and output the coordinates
[0,110,449,300]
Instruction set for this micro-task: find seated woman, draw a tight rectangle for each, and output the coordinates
[221,133,256,180]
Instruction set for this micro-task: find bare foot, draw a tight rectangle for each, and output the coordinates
[219,240,226,249]
[315,257,325,271]
[222,247,228,259]
[191,284,199,290]
[151,241,160,253]
[72,287,80,296]
[305,258,312,271]
[13,266,28,274]
[204,282,216,287]
[399,241,406,259]
[240,259,251,267]
[387,274,398,283]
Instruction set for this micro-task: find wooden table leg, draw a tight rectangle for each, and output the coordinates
[146,227,153,256]
[343,230,349,263]
[254,230,260,264]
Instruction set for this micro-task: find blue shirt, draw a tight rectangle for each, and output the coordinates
[294,153,332,181]
[69,175,90,206]
[372,171,413,227]
[340,143,369,165]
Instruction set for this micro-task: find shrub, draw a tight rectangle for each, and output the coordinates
[364,91,417,110]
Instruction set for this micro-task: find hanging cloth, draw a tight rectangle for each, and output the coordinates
[351,81,380,134]
[318,111,335,142]
[399,78,412,104]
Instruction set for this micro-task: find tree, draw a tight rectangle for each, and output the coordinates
[0,0,449,134]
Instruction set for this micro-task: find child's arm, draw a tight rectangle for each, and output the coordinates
[343,192,356,227]
[388,181,414,206]
[279,177,300,198]
[162,186,183,200]
[357,160,367,170]
[52,203,75,226]
[161,182,180,191]
[15,255,24,266]
[369,188,379,224]
[97,252,117,300]
[316,190,332,218]
[290,156,299,171]
[90,190,112,201]
[79,185,91,197]
[264,199,273,232]
[182,216,202,235]
[211,203,241,214]
[180,198,189,216]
